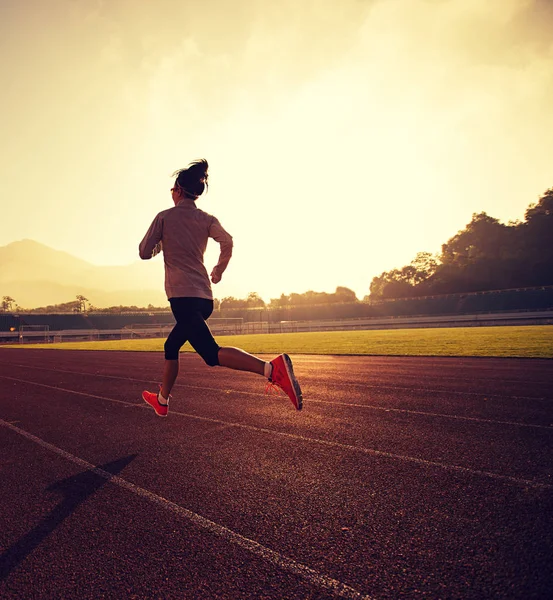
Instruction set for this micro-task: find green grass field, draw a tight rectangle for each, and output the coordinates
[6,325,553,358]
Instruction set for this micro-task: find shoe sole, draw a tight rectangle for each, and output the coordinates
[282,354,303,411]
[142,391,168,417]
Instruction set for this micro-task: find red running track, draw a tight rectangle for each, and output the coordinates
[1,348,552,599]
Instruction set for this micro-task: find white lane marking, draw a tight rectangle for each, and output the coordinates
[332,382,553,401]
[311,400,553,430]
[1,364,551,430]
[0,419,372,600]
[6,351,553,387]
[1,375,551,490]
[3,362,551,402]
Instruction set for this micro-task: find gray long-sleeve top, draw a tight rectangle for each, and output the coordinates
[139,199,233,300]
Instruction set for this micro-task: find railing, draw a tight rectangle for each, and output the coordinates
[1,310,551,344]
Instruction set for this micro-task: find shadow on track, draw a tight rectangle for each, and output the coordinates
[0,454,137,580]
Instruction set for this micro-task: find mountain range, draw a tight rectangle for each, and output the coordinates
[0,240,167,309]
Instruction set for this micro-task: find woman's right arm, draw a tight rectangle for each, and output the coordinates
[139,214,163,260]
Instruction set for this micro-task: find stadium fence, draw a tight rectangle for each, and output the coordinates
[1,310,551,345]
[19,325,49,344]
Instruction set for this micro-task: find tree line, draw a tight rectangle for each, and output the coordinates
[218,287,358,310]
[3,187,551,313]
[2,288,360,314]
[1,295,92,314]
[369,188,553,300]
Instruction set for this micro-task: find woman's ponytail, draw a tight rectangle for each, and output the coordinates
[173,159,209,198]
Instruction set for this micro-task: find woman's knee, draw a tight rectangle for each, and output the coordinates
[164,337,181,361]
[200,345,220,367]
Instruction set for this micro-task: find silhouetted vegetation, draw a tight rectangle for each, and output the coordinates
[369,188,553,300]
[218,287,358,310]
[17,303,168,314]
[3,188,552,318]
[269,287,358,307]
[219,292,265,310]
[1,296,16,312]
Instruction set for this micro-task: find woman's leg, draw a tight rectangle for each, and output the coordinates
[189,299,268,376]
[159,298,193,400]
[216,346,301,409]
[187,316,268,376]
[142,314,186,415]
[217,346,265,375]
[160,359,179,401]
[152,298,300,411]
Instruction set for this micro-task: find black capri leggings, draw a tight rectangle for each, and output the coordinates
[164,297,220,365]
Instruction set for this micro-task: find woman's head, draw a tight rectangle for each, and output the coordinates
[172,159,209,201]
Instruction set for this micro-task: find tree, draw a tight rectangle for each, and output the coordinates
[246,292,265,308]
[269,293,290,308]
[369,253,439,300]
[75,295,89,313]
[519,188,553,286]
[525,188,553,224]
[369,269,415,300]
[334,287,358,302]
[220,296,247,309]
[368,186,553,299]
[410,252,439,283]
[440,212,512,270]
[1,296,16,312]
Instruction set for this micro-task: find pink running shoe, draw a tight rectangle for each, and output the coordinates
[142,388,169,417]
[267,354,303,410]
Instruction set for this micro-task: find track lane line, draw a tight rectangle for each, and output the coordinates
[1,375,551,490]
[1,364,551,431]
[0,419,372,600]
[5,360,551,402]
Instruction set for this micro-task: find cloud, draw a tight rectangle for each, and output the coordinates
[1,0,552,297]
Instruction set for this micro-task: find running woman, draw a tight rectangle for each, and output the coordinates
[139,159,302,417]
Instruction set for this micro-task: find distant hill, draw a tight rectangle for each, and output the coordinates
[0,239,167,308]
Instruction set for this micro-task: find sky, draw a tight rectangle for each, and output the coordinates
[1,0,552,303]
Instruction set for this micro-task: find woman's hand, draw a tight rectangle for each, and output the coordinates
[210,268,221,284]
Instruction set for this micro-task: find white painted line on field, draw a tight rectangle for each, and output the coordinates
[341,382,553,400]
[4,361,551,403]
[1,375,551,490]
[1,364,551,431]
[0,374,136,406]
[310,399,553,430]
[0,419,372,600]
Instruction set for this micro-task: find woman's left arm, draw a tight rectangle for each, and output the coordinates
[209,217,233,282]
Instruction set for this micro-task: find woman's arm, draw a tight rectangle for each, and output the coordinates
[209,217,233,283]
[139,214,163,259]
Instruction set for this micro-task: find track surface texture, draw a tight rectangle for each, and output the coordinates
[1,348,552,599]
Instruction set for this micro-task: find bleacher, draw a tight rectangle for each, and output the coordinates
[86,313,175,330]
[18,313,90,330]
[0,312,176,333]
[369,286,553,317]
[0,314,19,332]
